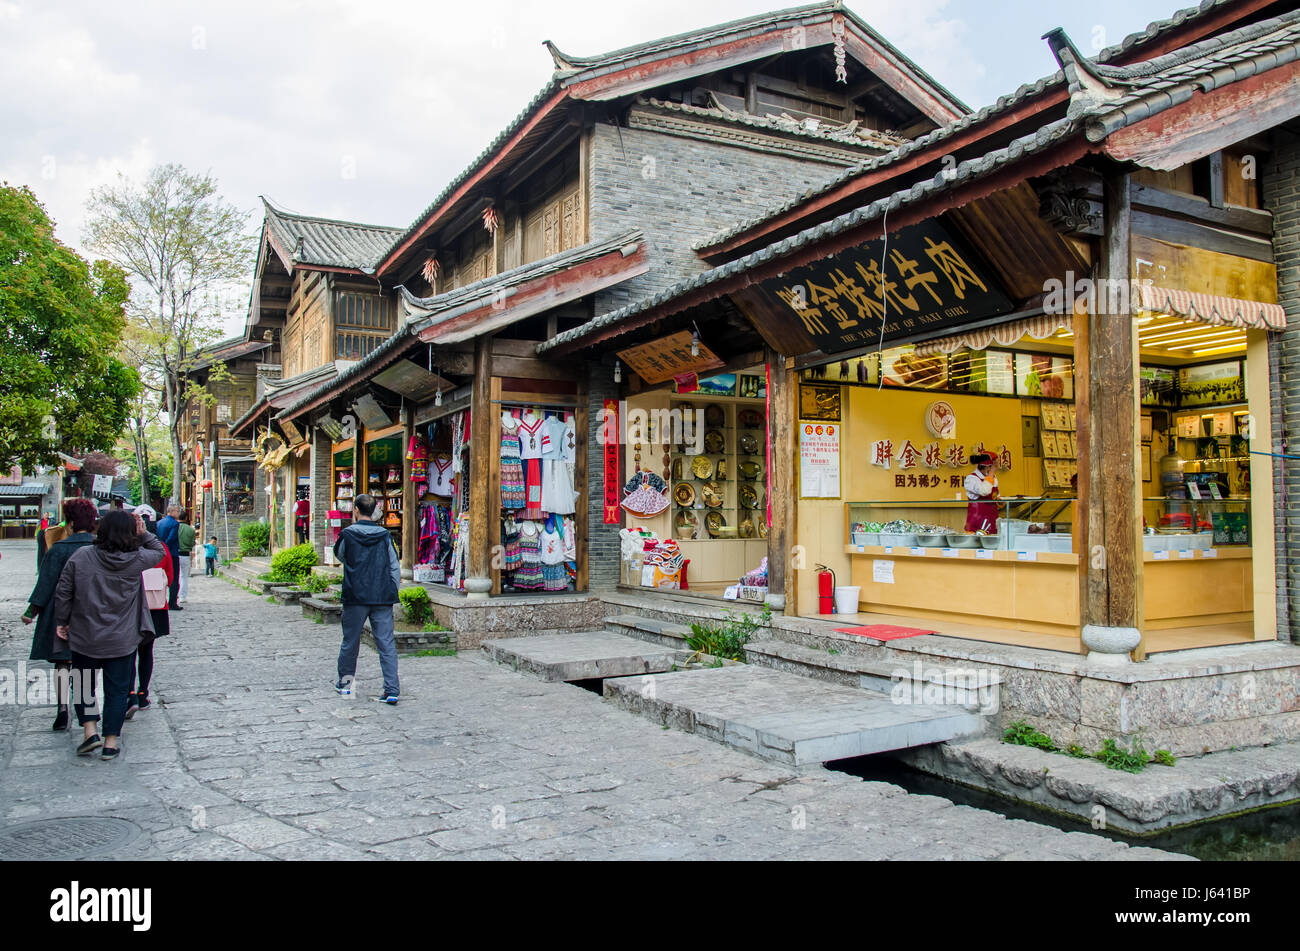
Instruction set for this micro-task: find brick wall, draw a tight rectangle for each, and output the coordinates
[586,357,621,591]
[310,431,334,555]
[587,122,847,314]
[1262,129,1300,642]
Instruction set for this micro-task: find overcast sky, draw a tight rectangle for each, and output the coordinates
[2,0,1191,336]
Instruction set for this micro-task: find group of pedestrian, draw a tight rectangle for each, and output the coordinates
[21,497,196,760]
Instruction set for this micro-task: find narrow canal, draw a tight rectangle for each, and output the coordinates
[829,755,1300,860]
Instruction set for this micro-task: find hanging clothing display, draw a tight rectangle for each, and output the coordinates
[407,433,431,497]
[512,520,544,589]
[500,411,525,509]
[429,455,455,497]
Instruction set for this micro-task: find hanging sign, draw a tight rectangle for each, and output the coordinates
[602,399,621,524]
[799,423,840,498]
[759,220,1014,354]
[617,330,724,385]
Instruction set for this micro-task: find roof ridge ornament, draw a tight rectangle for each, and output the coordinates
[543,39,576,71]
[1042,27,1129,117]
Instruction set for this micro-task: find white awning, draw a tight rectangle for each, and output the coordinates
[914,313,1071,355]
[1131,284,1285,331]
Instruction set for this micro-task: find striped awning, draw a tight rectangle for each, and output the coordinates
[914,313,1071,355]
[1132,284,1285,331]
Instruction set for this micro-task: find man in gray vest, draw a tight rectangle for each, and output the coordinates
[332,494,400,703]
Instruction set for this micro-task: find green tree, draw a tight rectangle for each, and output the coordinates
[0,182,140,469]
[84,164,252,504]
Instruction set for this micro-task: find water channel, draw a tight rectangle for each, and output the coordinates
[830,755,1300,860]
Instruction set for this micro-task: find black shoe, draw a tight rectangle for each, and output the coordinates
[76,735,102,756]
[52,709,69,732]
[372,693,399,705]
[101,745,121,761]
[137,695,151,711]
[124,694,139,720]
[170,604,183,611]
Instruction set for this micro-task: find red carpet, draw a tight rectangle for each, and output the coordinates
[833,624,935,640]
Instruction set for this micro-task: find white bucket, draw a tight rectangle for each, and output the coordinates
[833,586,861,615]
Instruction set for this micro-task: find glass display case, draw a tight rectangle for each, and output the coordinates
[844,497,1077,551]
[1143,497,1249,546]
[666,396,767,542]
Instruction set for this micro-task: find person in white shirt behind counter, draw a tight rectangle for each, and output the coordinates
[963,453,1000,534]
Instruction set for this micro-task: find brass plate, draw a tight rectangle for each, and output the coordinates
[691,455,713,479]
[706,511,726,537]
[739,433,760,455]
[674,483,695,507]
[704,429,725,454]
[739,484,759,509]
[701,481,723,507]
[704,404,725,428]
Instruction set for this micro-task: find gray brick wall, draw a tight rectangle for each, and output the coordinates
[1262,131,1300,643]
[588,122,848,315]
[310,431,334,555]
[587,356,621,591]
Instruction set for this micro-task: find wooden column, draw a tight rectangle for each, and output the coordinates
[1245,328,1277,640]
[401,410,416,571]
[466,335,494,598]
[574,378,590,593]
[1078,170,1145,660]
[766,348,797,614]
[489,376,503,595]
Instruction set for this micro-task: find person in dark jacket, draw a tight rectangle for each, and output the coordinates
[332,493,400,703]
[155,504,182,610]
[21,498,98,731]
[55,510,167,759]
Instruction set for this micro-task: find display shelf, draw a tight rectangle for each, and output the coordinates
[668,395,766,541]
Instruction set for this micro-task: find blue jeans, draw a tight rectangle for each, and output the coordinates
[338,604,399,697]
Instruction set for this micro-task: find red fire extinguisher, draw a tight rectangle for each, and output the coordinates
[815,564,836,614]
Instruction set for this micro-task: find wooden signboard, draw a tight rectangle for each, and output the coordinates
[618,330,724,384]
[758,220,1015,354]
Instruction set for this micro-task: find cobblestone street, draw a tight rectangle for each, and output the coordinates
[0,542,1181,860]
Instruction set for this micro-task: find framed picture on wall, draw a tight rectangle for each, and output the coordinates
[1142,444,1152,483]
[1140,415,1153,443]
[799,384,841,421]
[738,374,766,399]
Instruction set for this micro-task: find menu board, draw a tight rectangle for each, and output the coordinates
[799,423,841,498]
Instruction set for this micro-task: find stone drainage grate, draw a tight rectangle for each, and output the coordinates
[0,817,141,861]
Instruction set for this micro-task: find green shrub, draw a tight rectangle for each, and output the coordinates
[300,573,332,594]
[1002,720,1058,752]
[685,607,771,662]
[1153,749,1177,767]
[1094,737,1151,773]
[238,521,270,556]
[399,586,432,626]
[271,542,318,585]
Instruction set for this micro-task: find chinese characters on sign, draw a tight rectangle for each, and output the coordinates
[603,400,620,524]
[617,331,725,385]
[760,222,1015,354]
[870,439,1012,477]
[799,423,840,498]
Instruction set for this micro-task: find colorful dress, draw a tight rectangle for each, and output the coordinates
[501,515,522,571]
[540,415,576,515]
[540,516,567,591]
[512,520,544,590]
[517,412,546,520]
[500,412,525,509]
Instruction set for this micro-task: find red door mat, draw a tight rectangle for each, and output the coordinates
[833,624,935,640]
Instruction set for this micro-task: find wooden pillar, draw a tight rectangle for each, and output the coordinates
[766,347,797,614]
[401,410,416,571]
[489,376,503,595]
[1245,328,1277,640]
[1078,170,1145,661]
[574,378,590,593]
[466,335,494,598]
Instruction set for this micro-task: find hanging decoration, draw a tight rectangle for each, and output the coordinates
[421,255,440,285]
[832,15,847,84]
[482,206,500,234]
[602,399,620,524]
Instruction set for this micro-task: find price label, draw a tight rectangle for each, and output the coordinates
[1016,550,1037,562]
[883,546,893,554]
[1208,483,1222,500]
[856,546,865,553]
[975,549,994,560]
[1178,549,1195,559]
[909,547,925,556]
[1202,549,1218,558]
[941,548,959,558]
[1152,550,1170,560]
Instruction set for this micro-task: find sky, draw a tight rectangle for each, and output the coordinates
[1,0,1197,336]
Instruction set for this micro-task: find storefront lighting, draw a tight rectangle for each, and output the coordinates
[614,361,622,383]
[1191,342,1249,356]
[691,330,700,357]
[434,387,443,407]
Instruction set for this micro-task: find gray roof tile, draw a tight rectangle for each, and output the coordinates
[262,199,403,271]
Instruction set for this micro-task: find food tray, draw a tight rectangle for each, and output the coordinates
[878,533,917,547]
[945,534,979,548]
[916,533,948,547]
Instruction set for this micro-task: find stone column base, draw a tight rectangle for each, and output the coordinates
[764,594,787,613]
[1081,624,1140,665]
[464,577,492,601]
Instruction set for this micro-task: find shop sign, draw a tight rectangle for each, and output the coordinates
[602,399,621,524]
[759,220,1014,354]
[870,438,1012,490]
[799,423,840,498]
[618,330,724,385]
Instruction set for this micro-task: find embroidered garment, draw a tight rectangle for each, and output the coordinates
[521,457,545,520]
[517,413,544,460]
[541,415,566,461]
[500,413,525,509]
[540,457,576,514]
[511,521,543,589]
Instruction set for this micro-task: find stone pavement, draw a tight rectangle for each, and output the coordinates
[0,541,1183,860]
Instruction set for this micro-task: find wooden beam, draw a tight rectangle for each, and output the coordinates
[1208,151,1225,209]
[501,123,580,195]
[1130,183,1273,237]
[1131,209,1273,263]
[766,350,796,614]
[468,336,493,592]
[1080,171,1144,658]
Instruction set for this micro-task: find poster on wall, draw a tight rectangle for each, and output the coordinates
[1015,353,1073,399]
[799,384,841,421]
[799,423,841,498]
[1178,361,1244,407]
[880,346,948,389]
[1140,366,1176,406]
[802,355,878,386]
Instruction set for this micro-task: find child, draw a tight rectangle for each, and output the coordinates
[204,536,219,576]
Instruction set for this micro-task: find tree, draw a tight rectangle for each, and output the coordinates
[0,183,140,469]
[84,164,252,504]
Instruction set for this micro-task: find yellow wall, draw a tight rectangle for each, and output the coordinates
[795,384,1034,615]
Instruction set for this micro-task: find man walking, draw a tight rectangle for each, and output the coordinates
[176,512,195,603]
[332,494,400,704]
[155,504,182,611]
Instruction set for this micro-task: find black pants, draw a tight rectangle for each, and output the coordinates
[71,650,136,737]
[168,551,180,608]
[134,637,155,700]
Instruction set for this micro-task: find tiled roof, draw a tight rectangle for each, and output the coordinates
[0,482,50,497]
[544,4,1300,356]
[262,199,403,271]
[190,338,270,371]
[378,1,968,274]
[693,0,1254,253]
[539,115,1079,353]
[228,362,352,436]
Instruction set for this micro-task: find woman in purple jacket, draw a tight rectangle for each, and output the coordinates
[55,510,166,760]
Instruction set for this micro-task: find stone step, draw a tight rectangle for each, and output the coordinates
[270,586,306,606]
[301,597,343,624]
[604,613,693,650]
[217,562,276,595]
[483,631,691,683]
[744,639,1002,711]
[603,664,986,767]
